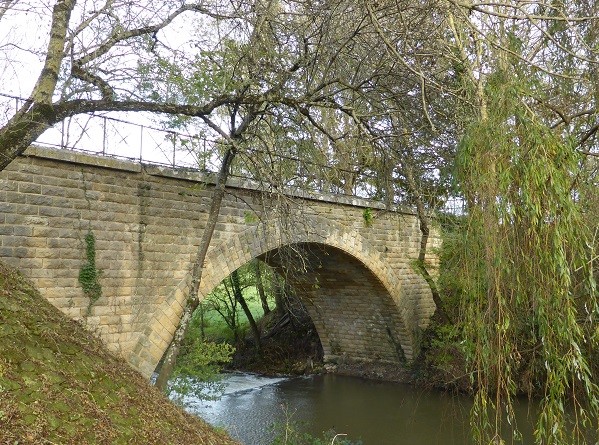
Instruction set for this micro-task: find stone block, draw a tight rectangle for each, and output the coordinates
[13,257,43,269]
[0,202,17,214]
[12,225,34,237]
[5,191,27,204]
[26,194,57,207]
[18,182,42,194]
[46,237,79,249]
[148,330,169,353]
[2,236,29,248]
[88,305,120,317]
[7,171,34,184]
[38,206,79,218]
[60,306,85,320]
[100,315,124,326]
[0,179,17,191]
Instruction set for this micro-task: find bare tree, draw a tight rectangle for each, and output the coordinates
[0,1,287,169]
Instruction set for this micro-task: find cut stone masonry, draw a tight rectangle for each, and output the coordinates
[0,146,440,377]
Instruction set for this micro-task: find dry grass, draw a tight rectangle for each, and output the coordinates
[0,261,238,445]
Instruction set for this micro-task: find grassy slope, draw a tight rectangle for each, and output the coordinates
[0,261,237,445]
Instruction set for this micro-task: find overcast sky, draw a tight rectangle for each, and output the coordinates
[0,1,206,167]
[0,1,52,98]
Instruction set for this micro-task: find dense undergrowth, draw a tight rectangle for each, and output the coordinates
[417,213,599,397]
[176,280,324,379]
[229,308,324,376]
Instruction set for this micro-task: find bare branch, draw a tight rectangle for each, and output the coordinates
[74,4,225,68]
[451,0,599,22]
[71,62,115,100]
[0,0,19,22]
[578,122,599,149]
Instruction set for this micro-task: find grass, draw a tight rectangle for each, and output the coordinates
[198,288,273,343]
[0,260,238,445]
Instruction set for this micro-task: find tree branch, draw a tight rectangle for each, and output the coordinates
[450,0,599,22]
[0,0,18,23]
[578,122,599,150]
[28,0,76,106]
[71,62,115,100]
[74,4,223,68]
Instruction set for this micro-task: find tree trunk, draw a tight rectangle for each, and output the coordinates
[155,147,236,391]
[231,270,262,350]
[198,302,205,341]
[254,260,270,315]
[272,273,286,317]
[0,0,75,171]
[404,162,451,325]
[0,104,57,171]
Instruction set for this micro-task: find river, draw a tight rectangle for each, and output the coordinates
[183,372,538,445]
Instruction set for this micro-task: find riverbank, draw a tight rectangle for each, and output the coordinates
[228,308,325,376]
[228,309,415,384]
[0,260,237,444]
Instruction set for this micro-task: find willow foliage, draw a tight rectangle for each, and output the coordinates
[456,72,598,444]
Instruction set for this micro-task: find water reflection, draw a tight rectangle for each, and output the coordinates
[186,373,537,445]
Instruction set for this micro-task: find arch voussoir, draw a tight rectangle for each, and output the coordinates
[133,212,421,376]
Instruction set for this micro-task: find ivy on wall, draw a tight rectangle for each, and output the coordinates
[79,231,102,311]
[362,208,374,227]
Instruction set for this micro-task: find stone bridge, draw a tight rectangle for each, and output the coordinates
[0,146,440,378]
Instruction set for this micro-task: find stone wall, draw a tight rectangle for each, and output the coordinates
[0,146,440,377]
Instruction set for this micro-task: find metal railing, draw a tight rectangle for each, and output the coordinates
[1,92,374,189]
[1,92,210,170]
[1,92,467,214]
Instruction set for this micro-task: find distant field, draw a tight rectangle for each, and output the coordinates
[196,287,275,342]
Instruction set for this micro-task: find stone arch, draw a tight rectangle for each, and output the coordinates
[132,214,417,377]
[254,242,413,366]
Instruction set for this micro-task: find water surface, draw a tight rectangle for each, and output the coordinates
[186,372,537,445]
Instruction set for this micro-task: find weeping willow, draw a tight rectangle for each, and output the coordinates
[456,72,598,445]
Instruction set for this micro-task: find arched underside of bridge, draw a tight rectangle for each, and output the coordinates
[133,216,417,377]
[258,243,408,365]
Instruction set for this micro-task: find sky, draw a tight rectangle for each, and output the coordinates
[0,1,210,168]
[0,1,50,97]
